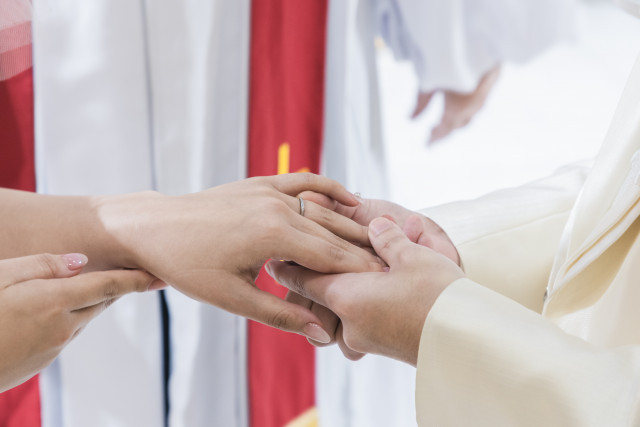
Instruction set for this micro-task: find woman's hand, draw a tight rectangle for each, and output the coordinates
[297,192,460,265]
[266,217,464,366]
[0,253,158,392]
[97,173,383,343]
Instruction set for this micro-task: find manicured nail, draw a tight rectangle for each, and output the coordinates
[303,323,331,344]
[148,279,168,291]
[369,217,393,237]
[353,192,363,203]
[63,253,88,270]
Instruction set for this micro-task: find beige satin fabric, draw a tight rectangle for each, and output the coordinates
[415,55,640,426]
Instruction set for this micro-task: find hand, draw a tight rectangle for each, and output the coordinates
[0,253,158,392]
[291,193,459,358]
[297,192,459,265]
[412,65,501,143]
[97,173,382,343]
[267,217,465,366]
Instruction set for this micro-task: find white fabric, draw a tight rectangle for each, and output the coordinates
[32,1,250,426]
[414,54,640,426]
[373,0,578,93]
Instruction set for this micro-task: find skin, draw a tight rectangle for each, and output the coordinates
[282,192,461,360]
[412,65,501,143]
[267,217,465,366]
[0,253,158,392]
[0,173,381,344]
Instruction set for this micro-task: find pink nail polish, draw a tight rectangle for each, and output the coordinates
[63,253,88,270]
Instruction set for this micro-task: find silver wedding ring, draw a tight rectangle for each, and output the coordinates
[299,197,305,217]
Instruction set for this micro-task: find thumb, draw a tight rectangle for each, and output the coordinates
[368,217,415,267]
[0,253,88,288]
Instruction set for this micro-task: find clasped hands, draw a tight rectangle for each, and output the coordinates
[266,193,464,366]
[96,174,464,366]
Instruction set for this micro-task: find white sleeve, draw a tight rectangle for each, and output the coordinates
[373,0,579,92]
[416,279,640,426]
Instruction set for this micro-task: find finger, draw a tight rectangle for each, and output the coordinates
[71,296,122,326]
[282,217,382,273]
[62,269,156,311]
[0,253,88,288]
[285,291,339,346]
[336,322,365,361]
[270,173,359,207]
[403,214,427,245]
[297,191,358,219]
[196,270,333,343]
[428,120,456,144]
[297,199,370,247]
[368,217,415,267]
[266,260,336,309]
[411,91,434,118]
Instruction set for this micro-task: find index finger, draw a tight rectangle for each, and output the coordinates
[269,173,359,207]
[60,269,156,311]
[265,260,337,309]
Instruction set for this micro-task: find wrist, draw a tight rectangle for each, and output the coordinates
[91,191,163,270]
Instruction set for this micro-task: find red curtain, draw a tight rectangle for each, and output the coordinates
[0,68,41,427]
[247,1,328,426]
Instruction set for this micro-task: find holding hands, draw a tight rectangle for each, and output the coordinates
[95,173,382,342]
[268,195,464,365]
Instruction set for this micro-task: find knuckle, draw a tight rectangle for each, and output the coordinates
[101,277,119,300]
[35,253,58,278]
[267,308,294,332]
[329,245,345,262]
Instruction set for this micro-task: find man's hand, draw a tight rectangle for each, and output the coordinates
[412,65,501,143]
[267,217,464,366]
[297,192,460,265]
[97,173,383,344]
[0,253,158,392]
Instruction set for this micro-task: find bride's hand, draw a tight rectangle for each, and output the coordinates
[96,173,383,343]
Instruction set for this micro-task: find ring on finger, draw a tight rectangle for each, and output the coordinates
[299,197,306,217]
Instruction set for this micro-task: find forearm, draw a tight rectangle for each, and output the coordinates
[0,188,133,270]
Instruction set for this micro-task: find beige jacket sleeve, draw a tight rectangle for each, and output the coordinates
[420,162,589,312]
[416,279,640,426]
[414,163,640,425]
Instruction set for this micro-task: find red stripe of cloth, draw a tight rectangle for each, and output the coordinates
[247,1,328,426]
[0,68,41,426]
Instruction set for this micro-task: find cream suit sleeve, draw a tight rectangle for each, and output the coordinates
[415,279,640,426]
[420,163,590,312]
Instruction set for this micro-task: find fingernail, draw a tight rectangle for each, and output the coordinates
[353,192,363,203]
[369,218,392,237]
[383,267,390,273]
[148,280,168,291]
[63,253,88,270]
[303,323,331,344]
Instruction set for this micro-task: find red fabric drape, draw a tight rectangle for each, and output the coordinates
[248,1,328,426]
[0,68,41,426]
